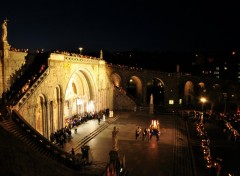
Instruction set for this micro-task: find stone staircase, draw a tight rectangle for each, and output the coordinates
[14,68,50,111]
[0,110,81,170]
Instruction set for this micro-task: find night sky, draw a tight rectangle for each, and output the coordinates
[1,1,240,54]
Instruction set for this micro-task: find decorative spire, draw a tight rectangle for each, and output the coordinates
[100,49,103,59]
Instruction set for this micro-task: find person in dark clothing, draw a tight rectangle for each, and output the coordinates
[98,115,101,125]
[71,148,75,156]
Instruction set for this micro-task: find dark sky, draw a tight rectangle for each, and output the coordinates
[1,0,240,53]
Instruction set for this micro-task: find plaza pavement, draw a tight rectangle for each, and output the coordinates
[63,110,207,176]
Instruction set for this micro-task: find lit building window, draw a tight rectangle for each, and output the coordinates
[169,100,174,105]
[179,99,182,105]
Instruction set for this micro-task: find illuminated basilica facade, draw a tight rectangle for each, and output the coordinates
[2,49,114,138]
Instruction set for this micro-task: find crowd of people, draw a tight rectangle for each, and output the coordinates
[50,127,71,147]
[135,123,160,142]
[49,111,105,147]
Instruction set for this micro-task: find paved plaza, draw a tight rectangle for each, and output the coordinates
[64,110,201,176]
[4,109,240,175]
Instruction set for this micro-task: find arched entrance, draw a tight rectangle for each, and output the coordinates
[111,73,122,88]
[64,69,96,125]
[126,76,142,105]
[35,95,46,135]
[146,78,165,113]
[184,81,194,106]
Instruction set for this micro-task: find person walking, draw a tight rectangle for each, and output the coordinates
[98,115,101,125]
[71,148,75,156]
[136,126,141,140]
[142,128,147,141]
[74,126,77,134]
[146,127,151,141]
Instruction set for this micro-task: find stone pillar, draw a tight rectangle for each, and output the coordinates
[100,49,103,59]
[59,98,64,129]
[47,101,52,139]
[42,101,48,138]
[149,94,154,114]
[0,19,11,100]
[49,101,53,138]
[0,41,11,100]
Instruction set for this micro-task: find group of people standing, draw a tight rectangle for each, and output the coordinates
[135,126,160,141]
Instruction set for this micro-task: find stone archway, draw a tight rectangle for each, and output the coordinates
[111,73,122,88]
[126,76,143,104]
[35,95,46,135]
[64,68,96,123]
[146,77,165,113]
[184,81,194,105]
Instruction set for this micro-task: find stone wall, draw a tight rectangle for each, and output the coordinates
[113,87,136,111]
[0,50,26,99]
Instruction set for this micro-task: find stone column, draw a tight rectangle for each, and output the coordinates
[59,98,64,129]
[42,101,48,138]
[0,42,11,100]
[149,94,154,114]
[0,19,11,100]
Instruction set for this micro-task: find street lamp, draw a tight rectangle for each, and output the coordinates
[79,47,83,55]
[200,97,207,123]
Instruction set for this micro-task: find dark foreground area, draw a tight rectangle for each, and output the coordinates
[0,125,96,176]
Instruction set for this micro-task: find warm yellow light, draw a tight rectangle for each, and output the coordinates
[79,47,83,54]
[200,97,207,104]
[169,100,174,104]
[151,120,159,129]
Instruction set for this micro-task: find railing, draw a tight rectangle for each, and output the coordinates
[11,110,83,170]
[14,68,49,111]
